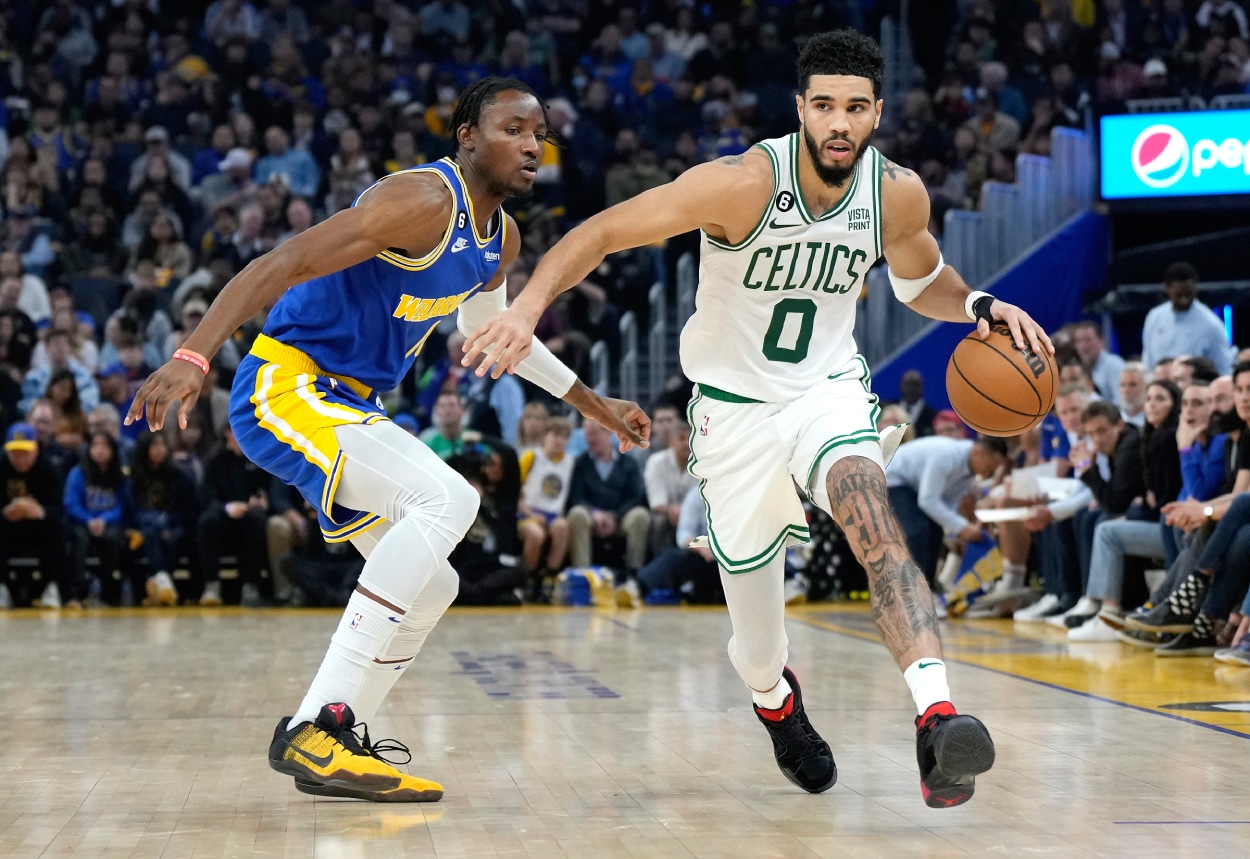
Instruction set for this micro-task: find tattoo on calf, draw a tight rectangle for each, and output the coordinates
[828,457,941,659]
[867,555,941,656]
[830,459,901,553]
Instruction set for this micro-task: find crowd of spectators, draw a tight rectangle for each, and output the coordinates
[1,0,1249,672]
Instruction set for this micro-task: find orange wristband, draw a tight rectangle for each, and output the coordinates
[173,348,209,374]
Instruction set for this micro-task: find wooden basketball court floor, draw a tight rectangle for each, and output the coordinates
[3,604,1249,859]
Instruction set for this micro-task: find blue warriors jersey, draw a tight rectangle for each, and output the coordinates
[261,158,506,394]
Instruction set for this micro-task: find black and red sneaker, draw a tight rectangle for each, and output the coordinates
[915,702,995,808]
[752,666,837,793]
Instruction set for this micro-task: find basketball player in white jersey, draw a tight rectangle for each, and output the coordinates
[465,31,1053,808]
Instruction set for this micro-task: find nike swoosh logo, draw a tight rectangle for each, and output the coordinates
[917,662,941,669]
[388,616,402,623]
[287,740,335,768]
[769,218,802,229]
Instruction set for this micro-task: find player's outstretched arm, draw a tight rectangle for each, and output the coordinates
[126,176,452,431]
[462,153,770,378]
[880,159,1054,356]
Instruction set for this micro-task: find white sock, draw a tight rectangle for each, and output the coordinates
[1001,563,1026,591]
[292,587,409,727]
[903,658,952,716]
[752,675,793,710]
[347,561,460,724]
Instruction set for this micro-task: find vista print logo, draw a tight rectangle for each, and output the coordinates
[1131,124,1189,188]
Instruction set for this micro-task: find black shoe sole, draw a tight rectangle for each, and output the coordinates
[922,718,995,809]
[294,778,443,802]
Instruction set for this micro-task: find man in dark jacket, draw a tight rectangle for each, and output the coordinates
[196,424,273,605]
[1071,399,1145,593]
[565,418,650,573]
[0,422,67,608]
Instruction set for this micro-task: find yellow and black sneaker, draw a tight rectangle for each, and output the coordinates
[292,721,443,802]
[269,703,410,791]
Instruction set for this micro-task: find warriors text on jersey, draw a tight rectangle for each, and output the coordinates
[679,134,884,403]
[262,158,505,394]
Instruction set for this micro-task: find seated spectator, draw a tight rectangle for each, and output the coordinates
[959,89,1021,154]
[87,403,134,466]
[0,422,67,609]
[195,424,273,606]
[518,416,574,590]
[620,485,723,608]
[60,210,129,279]
[325,128,376,213]
[20,329,100,414]
[1141,262,1232,376]
[565,419,649,576]
[1070,379,1182,640]
[263,482,309,605]
[0,250,51,325]
[24,399,78,480]
[1,208,55,280]
[45,368,89,449]
[29,309,99,375]
[277,197,315,245]
[886,435,1010,587]
[128,212,193,286]
[447,447,527,606]
[464,361,526,445]
[163,295,240,370]
[0,284,38,378]
[1050,400,1147,627]
[1119,361,1148,427]
[254,126,321,199]
[1171,355,1220,389]
[127,432,198,606]
[644,419,697,558]
[64,432,129,607]
[197,149,257,217]
[514,401,551,456]
[129,126,192,192]
[419,390,468,460]
[106,281,174,369]
[122,188,184,253]
[167,408,217,488]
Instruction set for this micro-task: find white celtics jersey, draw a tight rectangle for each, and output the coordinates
[680,134,883,402]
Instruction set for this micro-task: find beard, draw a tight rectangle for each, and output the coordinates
[1214,408,1244,435]
[802,124,874,188]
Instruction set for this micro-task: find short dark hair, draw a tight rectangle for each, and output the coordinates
[1082,400,1122,425]
[796,29,884,97]
[975,436,1010,458]
[1179,356,1219,384]
[1233,360,1250,385]
[1163,261,1198,284]
[450,76,547,153]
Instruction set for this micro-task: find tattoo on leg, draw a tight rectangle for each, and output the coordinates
[827,457,941,663]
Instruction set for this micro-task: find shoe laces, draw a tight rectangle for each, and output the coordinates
[768,708,826,761]
[352,721,414,767]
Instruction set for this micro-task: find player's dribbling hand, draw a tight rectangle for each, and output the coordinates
[124,359,205,431]
[981,299,1054,356]
[462,308,538,380]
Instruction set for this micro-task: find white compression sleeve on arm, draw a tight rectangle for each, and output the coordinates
[456,282,578,398]
[888,253,944,302]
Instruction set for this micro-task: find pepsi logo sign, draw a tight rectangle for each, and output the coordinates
[1131,124,1188,189]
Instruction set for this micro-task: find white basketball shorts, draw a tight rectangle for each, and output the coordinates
[686,355,883,574]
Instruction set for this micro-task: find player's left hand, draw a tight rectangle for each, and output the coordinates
[582,395,652,452]
[981,300,1054,356]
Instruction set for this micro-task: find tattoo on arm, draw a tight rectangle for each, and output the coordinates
[881,159,915,181]
[720,153,747,166]
[827,457,942,664]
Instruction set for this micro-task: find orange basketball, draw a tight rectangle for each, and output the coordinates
[945,325,1057,437]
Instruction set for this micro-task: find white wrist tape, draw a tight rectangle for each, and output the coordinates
[964,290,993,321]
[889,253,945,302]
[456,282,578,398]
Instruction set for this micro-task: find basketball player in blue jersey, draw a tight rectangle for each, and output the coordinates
[126,78,651,803]
[466,33,1055,808]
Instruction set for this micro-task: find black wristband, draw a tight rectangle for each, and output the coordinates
[971,295,996,325]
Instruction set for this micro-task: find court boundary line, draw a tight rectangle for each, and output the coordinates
[792,614,1250,742]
